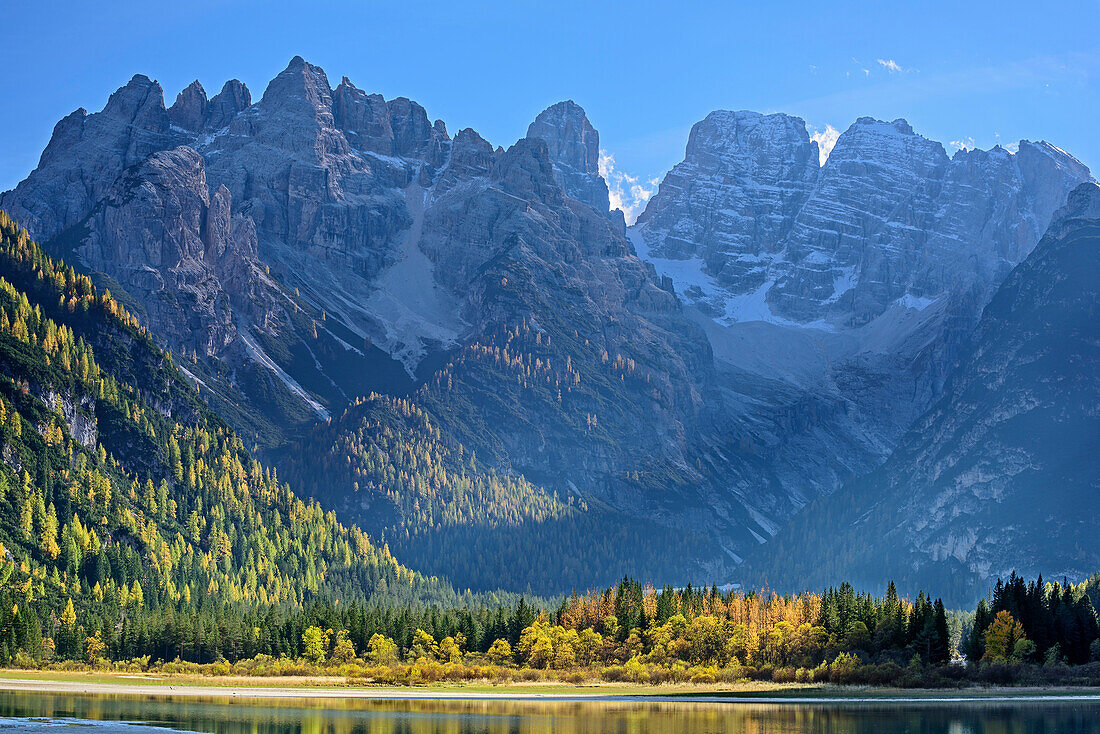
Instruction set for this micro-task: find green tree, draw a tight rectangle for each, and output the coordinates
[486,638,512,665]
[366,634,398,666]
[302,626,330,664]
[331,630,355,663]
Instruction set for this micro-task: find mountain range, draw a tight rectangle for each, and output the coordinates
[1,57,1095,600]
[746,181,1100,603]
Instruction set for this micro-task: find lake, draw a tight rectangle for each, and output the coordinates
[1,690,1099,733]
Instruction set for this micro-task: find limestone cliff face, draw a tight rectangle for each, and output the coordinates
[636,112,1090,327]
[747,183,1100,604]
[526,100,610,212]
[1,75,175,240]
[76,146,269,356]
[629,110,1093,525]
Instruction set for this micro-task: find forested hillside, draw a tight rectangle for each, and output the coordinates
[283,385,720,593]
[0,211,462,663]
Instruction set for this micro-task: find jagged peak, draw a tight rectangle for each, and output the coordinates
[103,74,165,117]
[526,100,599,175]
[849,116,915,136]
[337,75,362,91]
[440,127,495,183]
[454,127,489,146]
[215,79,250,100]
[204,80,251,131]
[177,79,207,98]
[168,80,209,132]
[261,56,333,108]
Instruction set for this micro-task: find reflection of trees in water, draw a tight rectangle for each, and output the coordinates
[1,692,1099,733]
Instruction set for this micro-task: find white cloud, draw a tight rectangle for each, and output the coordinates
[598,150,660,225]
[810,124,841,165]
[949,137,976,152]
[877,58,905,74]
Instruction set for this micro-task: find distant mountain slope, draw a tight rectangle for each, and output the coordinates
[745,183,1100,605]
[629,109,1092,521]
[282,393,722,593]
[0,211,459,621]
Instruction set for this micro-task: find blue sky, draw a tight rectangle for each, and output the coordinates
[2,0,1097,218]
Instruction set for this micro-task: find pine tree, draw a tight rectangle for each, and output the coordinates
[931,599,950,664]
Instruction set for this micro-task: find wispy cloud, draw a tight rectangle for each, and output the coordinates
[877,58,908,74]
[599,150,660,225]
[810,124,841,165]
[949,137,976,151]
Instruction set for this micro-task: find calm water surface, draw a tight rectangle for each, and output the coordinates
[0,690,1099,733]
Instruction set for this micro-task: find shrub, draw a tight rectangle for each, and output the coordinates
[688,665,718,684]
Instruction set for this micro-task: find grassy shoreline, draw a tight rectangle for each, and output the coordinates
[1,670,1099,701]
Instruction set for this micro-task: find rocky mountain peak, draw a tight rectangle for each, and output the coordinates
[851,115,914,135]
[205,79,251,130]
[493,136,563,205]
[0,74,173,240]
[826,116,947,174]
[439,128,495,187]
[260,56,335,116]
[683,110,816,161]
[387,97,449,165]
[527,100,599,175]
[168,80,208,132]
[331,76,392,154]
[526,100,608,211]
[634,108,819,265]
[103,74,165,117]
[330,78,449,166]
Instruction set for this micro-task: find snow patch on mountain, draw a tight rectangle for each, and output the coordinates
[237,325,330,419]
[365,183,468,373]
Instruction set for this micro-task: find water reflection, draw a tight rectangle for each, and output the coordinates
[0,690,1099,733]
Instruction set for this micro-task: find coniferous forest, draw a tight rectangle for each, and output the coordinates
[0,209,1096,688]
